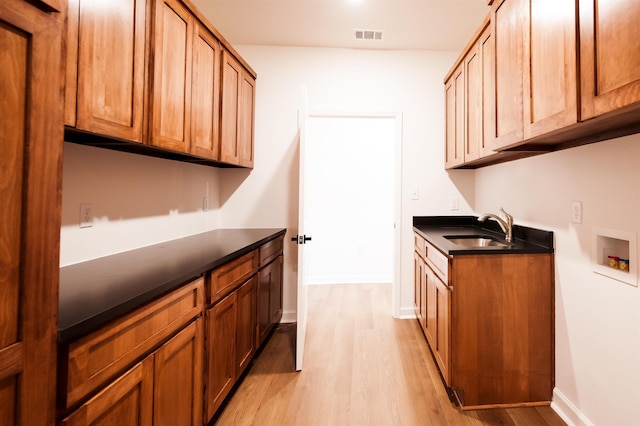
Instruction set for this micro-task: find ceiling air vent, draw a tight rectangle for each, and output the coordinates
[354,29,384,41]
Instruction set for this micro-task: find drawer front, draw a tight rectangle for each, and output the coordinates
[425,240,449,284]
[63,277,204,409]
[209,250,258,303]
[259,236,283,267]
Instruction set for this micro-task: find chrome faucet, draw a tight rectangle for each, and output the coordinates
[478,208,514,242]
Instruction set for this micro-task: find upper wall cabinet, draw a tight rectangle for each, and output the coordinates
[445,18,496,169]
[65,0,256,168]
[444,64,465,168]
[579,0,640,120]
[191,22,222,160]
[492,0,578,150]
[66,0,147,142]
[221,50,256,168]
[148,0,194,154]
[445,0,640,169]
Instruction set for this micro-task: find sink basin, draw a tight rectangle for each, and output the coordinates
[444,235,510,248]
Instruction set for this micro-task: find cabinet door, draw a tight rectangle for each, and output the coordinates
[190,22,221,160]
[467,23,496,159]
[444,65,465,168]
[434,278,451,386]
[580,0,640,120]
[61,358,154,426]
[220,50,242,165]
[0,1,63,424]
[424,267,437,348]
[149,0,193,152]
[205,292,237,422]
[491,0,524,149]
[523,0,577,139]
[68,0,146,142]
[413,252,421,319]
[238,71,256,168]
[464,36,483,162]
[154,319,203,426]
[258,257,282,346]
[236,277,257,376]
[269,256,284,326]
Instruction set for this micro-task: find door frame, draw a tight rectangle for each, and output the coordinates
[305,111,403,318]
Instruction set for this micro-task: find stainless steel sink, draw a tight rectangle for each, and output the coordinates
[444,235,510,248]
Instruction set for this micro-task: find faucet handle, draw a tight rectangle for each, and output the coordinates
[500,207,513,224]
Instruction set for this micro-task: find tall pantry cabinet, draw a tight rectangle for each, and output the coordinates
[0,0,65,424]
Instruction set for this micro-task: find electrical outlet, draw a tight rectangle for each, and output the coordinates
[79,203,94,228]
[571,201,582,224]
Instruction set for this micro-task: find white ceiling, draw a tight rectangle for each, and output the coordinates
[192,0,490,52]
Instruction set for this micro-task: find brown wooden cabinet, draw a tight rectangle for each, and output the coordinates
[62,319,202,426]
[258,256,284,345]
[221,49,256,168]
[444,64,465,168]
[205,276,257,422]
[0,0,64,423]
[445,17,496,169]
[205,290,236,422]
[413,232,553,409]
[190,22,222,160]
[58,279,204,424]
[447,0,640,168]
[464,21,494,161]
[66,0,255,167]
[579,0,640,120]
[61,357,154,426]
[148,0,193,153]
[236,276,258,377]
[65,0,147,142]
[492,0,578,147]
[153,319,203,426]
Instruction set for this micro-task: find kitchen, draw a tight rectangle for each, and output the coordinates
[2,0,639,425]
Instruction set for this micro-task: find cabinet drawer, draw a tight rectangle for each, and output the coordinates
[62,277,204,409]
[425,240,449,284]
[259,236,283,267]
[209,250,258,303]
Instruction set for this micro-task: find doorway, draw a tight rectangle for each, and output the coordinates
[303,113,402,315]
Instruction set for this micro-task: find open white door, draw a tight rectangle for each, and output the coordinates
[295,86,310,371]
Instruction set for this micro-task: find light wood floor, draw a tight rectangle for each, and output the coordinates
[213,284,566,426]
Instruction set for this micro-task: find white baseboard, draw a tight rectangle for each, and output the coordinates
[397,306,416,319]
[280,310,296,323]
[551,388,593,426]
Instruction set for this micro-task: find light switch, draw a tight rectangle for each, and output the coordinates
[411,187,419,200]
[450,197,459,211]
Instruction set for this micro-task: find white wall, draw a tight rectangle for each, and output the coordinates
[219,45,475,320]
[60,143,221,265]
[474,136,640,426]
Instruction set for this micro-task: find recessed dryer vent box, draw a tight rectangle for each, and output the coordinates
[592,227,637,286]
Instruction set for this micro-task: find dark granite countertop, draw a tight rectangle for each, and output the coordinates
[413,216,553,256]
[58,228,286,343]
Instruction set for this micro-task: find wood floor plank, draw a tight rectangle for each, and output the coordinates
[213,284,566,426]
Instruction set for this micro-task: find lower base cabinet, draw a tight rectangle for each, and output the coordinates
[257,255,283,346]
[61,319,202,426]
[205,276,257,421]
[413,231,553,409]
